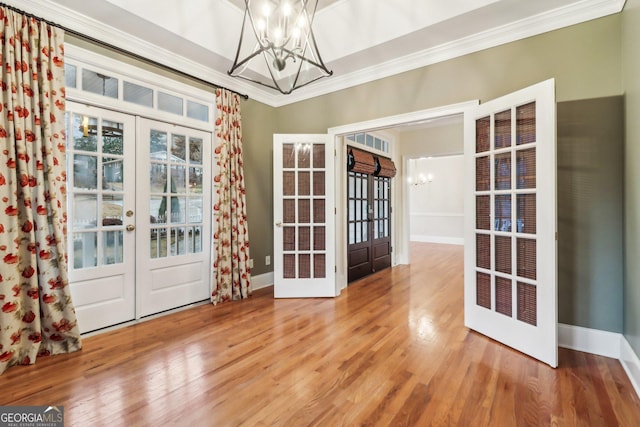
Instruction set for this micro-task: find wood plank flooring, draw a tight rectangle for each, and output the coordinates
[2,243,639,426]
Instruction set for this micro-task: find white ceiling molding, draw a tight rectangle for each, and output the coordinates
[271,0,627,107]
[4,0,627,107]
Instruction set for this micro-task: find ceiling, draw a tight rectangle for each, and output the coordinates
[12,0,626,107]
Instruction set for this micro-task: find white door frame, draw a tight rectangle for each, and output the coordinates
[327,100,479,294]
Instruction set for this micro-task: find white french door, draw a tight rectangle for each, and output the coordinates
[136,119,212,316]
[464,79,558,367]
[67,106,212,333]
[273,134,336,297]
[67,104,136,333]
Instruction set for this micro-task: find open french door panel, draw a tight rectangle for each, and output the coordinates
[464,79,558,367]
[273,134,335,297]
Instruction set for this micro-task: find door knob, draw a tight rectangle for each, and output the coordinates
[126,224,135,231]
[275,222,283,228]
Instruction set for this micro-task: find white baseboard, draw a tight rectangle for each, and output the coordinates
[558,323,640,399]
[410,235,464,245]
[558,323,622,359]
[620,337,640,400]
[251,272,274,291]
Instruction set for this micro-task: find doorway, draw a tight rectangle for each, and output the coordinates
[66,103,212,333]
[347,171,392,282]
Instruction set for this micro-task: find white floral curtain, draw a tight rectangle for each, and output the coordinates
[212,89,251,304]
[0,7,82,375]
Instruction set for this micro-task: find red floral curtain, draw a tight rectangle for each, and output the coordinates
[0,8,82,374]
[212,89,251,304]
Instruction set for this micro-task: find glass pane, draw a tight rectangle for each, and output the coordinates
[517,238,537,280]
[101,120,124,155]
[314,254,326,278]
[189,197,203,223]
[284,254,296,278]
[151,196,167,224]
[356,133,365,144]
[348,174,355,198]
[73,155,98,190]
[517,282,537,325]
[313,172,325,196]
[283,171,295,196]
[171,134,187,162]
[82,69,118,98]
[299,254,311,278]
[189,226,202,253]
[103,157,123,191]
[476,234,490,269]
[150,164,167,193]
[169,197,186,224]
[171,227,186,256]
[476,195,490,230]
[102,194,123,227]
[73,115,98,152]
[73,194,97,229]
[349,199,355,221]
[313,144,325,168]
[495,153,512,190]
[517,102,536,145]
[189,167,203,194]
[495,236,512,274]
[349,222,355,245]
[494,109,511,149]
[298,144,311,168]
[283,227,295,251]
[73,232,97,269]
[476,116,490,153]
[150,130,168,158]
[187,100,209,122]
[103,230,123,265]
[190,137,203,164]
[298,199,310,223]
[123,81,153,107]
[299,226,310,251]
[476,272,491,309]
[150,228,167,259]
[65,63,77,88]
[517,194,536,234]
[366,134,374,147]
[158,92,183,115]
[517,148,536,189]
[374,138,382,151]
[298,172,310,196]
[495,277,512,317]
[495,195,512,232]
[314,199,325,223]
[171,165,187,194]
[283,144,295,168]
[283,199,295,223]
[314,227,325,251]
[475,156,490,191]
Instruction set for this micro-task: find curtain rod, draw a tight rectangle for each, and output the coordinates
[0,2,250,100]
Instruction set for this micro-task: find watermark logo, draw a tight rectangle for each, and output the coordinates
[0,406,64,427]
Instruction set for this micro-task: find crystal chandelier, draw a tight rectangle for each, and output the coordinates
[228,0,333,94]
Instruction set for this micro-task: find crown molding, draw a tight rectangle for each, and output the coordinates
[6,0,626,108]
[274,0,626,107]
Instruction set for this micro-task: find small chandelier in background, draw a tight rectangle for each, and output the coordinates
[228,0,333,94]
[407,158,433,186]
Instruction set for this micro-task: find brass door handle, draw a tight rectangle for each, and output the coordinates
[126,224,135,231]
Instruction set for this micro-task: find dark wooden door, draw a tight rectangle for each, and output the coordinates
[347,172,391,282]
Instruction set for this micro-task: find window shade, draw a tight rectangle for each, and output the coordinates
[375,156,397,178]
[348,148,376,174]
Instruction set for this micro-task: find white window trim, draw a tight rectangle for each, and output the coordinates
[65,44,215,132]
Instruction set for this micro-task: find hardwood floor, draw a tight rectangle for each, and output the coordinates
[2,243,639,426]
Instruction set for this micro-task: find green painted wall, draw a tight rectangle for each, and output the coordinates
[275,15,622,133]
[557,97,624,332]
[623,0,640,354]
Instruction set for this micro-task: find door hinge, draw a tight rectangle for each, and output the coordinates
[335,266,337,272]
[335,207,337,215]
